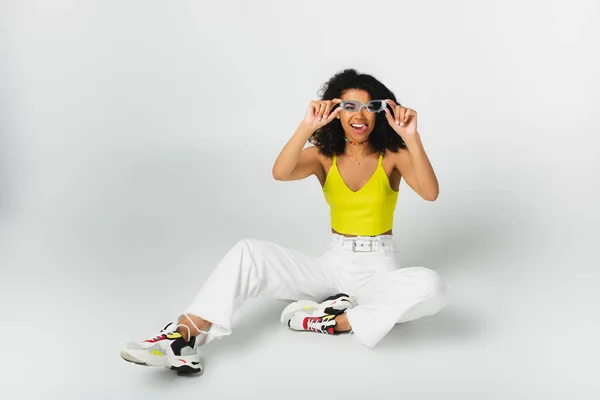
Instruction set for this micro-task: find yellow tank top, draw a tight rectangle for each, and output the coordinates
[322,152,399,236]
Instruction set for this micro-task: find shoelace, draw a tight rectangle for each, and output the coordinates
[306,319,324,333]
[305,313,355,335]
[306,317,333,333]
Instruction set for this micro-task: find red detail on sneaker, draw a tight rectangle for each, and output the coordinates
[179,359,187,364]
[303,316,322,330]
[144,334,167,343]
[327,327,335,335]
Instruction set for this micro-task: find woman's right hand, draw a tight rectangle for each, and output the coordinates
[301,99,342,132]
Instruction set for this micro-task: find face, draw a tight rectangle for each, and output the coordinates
[337,89,378,141]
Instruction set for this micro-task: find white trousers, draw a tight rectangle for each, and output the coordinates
[183,234,447,348]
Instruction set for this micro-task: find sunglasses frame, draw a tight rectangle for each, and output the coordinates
[338,99,388,113]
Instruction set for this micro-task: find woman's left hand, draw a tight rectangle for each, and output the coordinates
[384,99,418,138]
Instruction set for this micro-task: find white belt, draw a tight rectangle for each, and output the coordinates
[330,235,395,253]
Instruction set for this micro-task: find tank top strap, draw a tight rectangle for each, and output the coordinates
[378,152,383,166]
[332,154,337,165]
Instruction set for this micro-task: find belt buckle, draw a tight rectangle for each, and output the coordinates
[352,238,373,252]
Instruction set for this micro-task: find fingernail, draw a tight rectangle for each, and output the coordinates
[324,115,328,119]
[399,122,403,127]
[396,120,399,125]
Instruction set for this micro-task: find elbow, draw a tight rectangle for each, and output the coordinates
[422,191,439,202]
[272,168,286,181]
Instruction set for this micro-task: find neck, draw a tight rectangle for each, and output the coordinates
[344,143,373,160]
[344,139,372,158]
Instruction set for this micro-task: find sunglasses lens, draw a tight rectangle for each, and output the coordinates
[367,100,385,112]
[341,101,360,112]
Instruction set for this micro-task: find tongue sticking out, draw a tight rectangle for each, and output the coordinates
[351,124,368,134]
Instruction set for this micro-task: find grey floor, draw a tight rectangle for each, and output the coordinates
[1,190,598,399]
[1,0,599,398]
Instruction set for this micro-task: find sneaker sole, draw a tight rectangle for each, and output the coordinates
[120,349,202,373]
[120,350,148,366]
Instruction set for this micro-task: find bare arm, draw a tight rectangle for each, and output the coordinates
[272,125,320,181]
[272,98,341,181]
[396,136,439,201]
[384,99,439,201]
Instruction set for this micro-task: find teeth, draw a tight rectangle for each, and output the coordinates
[351,124,366,128]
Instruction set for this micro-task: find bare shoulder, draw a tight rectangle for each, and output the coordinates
[303,144,329,164]
[382,147,403,168]
[304,144,322,158]
[305,145,330,185]
[386,146,423,195]
[384,147,410,174]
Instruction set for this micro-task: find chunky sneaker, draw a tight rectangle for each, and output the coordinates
[121,320,204,373]
[289,311,339,334]
[281,293,356,334]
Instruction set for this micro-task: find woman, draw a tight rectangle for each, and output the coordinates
[121,69,447,374]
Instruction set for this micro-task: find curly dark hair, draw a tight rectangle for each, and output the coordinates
[309,69,406,157]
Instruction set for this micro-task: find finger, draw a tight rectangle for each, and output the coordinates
[395,106,401,125]
[322,106,341,124]
[312,102,320,119]
[386,99,397,108]
[309,101,319,117]
[384,108,396,125]
[317,102,327,120]
[329,105,342,119]
[318,101,327,121]
[328,99,342,118]
[400,107,406,126]
[323,101,333,119]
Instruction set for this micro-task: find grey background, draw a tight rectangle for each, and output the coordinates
[1,0,599,399]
